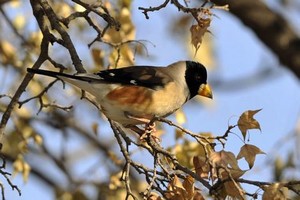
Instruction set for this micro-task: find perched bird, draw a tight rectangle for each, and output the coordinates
[27,61,212,135]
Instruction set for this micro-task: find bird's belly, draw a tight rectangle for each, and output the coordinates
[101,84,187,125]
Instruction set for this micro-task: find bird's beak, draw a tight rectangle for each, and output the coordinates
[198,84,213,99]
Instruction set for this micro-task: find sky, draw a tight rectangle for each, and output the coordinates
[3,0,300,199]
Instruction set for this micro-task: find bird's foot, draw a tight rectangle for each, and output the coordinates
[126,123,160,142]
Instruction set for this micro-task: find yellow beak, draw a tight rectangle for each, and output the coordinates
[198,84,213,99]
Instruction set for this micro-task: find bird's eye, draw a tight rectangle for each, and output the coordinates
[195,75,201,81]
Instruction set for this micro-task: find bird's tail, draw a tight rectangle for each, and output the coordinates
[27,68,102,83]
[27,68,76,79]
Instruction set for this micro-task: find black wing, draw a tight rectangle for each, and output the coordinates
[96,66,172,89]
[27,66,172,90]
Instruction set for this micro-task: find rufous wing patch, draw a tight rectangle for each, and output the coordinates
[106,86,151,105]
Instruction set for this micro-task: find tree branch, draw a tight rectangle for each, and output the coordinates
[211,0,300,78]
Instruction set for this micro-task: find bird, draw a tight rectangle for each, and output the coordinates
[27,61,212,135]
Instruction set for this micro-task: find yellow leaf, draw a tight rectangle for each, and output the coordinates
[13,155,24,175]
[12,154,31,183]
[33,134,43,146]
[175,109,186,125]
[237,144,265,168]
[13,15,26,30]
[74,4,85,12]
[22,162,31,183]
[108,172,122,190]
[9,0,21,8]
[53,2,73,18]
[0,40,17,65]
[29,31,43,48]
[28,79,44,96]
[175,140,212,168]
[18,140,28,153]
[15,107,31,118]
[262,183,287,200]
[238,109,262,140]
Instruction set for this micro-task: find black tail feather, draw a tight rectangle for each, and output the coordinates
[27,68,104,83]
[27,68,77,79]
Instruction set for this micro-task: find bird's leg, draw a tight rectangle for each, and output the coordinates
[124,112,157,138]
[124,112,151,124]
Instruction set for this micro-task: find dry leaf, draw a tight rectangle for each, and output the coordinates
[238,109,262,140]
[237,144,265,169]
[193,191,205,200]
[262,183,287,200]
[190,15,211,53]
[91,122,99,136]
[175,129,185,140]
[182,176,194,199]
[175,140,212,168]
[219,168,246,181]
[193,156,210,179]
[224,181,245,200]
[165,175,186,200]
[91,48,104,69]
[147,193,162,200]
[210,150,240,170]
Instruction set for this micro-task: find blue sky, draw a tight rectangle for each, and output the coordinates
[4,1,300,199]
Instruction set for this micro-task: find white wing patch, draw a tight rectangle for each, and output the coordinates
[130,80,137,85]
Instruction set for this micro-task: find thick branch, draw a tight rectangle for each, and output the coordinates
[211,0,300,78]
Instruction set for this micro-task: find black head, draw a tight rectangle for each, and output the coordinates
[185,61,209,99]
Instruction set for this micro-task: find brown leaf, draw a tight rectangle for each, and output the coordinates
[183,176,194,199]
[210,150,240,170]
[147,193,162,200]
[224,181,245,200]
[219,168,246,180]
[165,175,186,200]
[91,48,104,69]
[262,183,287,200]
[237,144,265,169]
[190,18,211,53]
[91,122,99,136]
[238,109,262,140]
[193,191,205,200]
[175,141,210,169]
[193,156,210,179]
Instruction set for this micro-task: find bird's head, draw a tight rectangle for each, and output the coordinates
[185,61,213,99]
